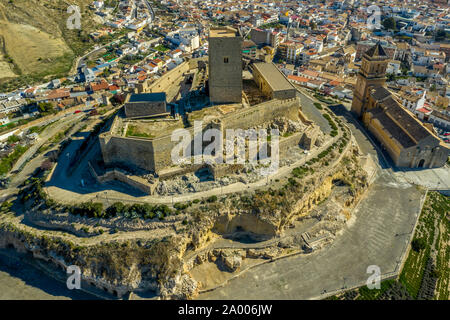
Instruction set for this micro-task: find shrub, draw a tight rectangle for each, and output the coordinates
[72,202,103,218]
[105,202,125,217]
[174,202,190,210]
[292,166,308,178]
[206,195,218,203]
[411,238,426,252]
[288,177,298,186]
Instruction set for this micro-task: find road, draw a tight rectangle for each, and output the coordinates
[10,114,84,174]
[296,88,331,134]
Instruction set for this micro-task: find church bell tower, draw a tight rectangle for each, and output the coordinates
[351,42,389,117]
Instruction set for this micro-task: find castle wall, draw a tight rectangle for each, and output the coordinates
[88,162,156,195]
[100,134,157,172]
[100,125,197,174]
[100,98,304,174]
[124,101,168,118]
[144,62,190,94]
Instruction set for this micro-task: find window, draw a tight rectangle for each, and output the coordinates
[224,57,229,63]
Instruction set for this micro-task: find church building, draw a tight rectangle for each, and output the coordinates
[351,43,449,168]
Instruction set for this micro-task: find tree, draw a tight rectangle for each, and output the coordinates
[383,17,396,31]
[411,238,426,252]
[105,202,125,217]
[38,102,55,115]
[7,135,20,143]
[435,29,448,41]
[387,73,395,82]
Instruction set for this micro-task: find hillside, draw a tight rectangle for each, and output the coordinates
[0,0,102,91]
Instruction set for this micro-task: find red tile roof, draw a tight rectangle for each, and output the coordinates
[91,80,109,92]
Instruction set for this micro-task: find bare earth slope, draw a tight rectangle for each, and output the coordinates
[0,0,99,85]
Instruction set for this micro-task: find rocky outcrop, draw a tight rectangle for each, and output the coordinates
[218,250,244,272]
[158,273,199,300]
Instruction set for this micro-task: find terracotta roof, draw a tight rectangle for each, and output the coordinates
[91,80,109,92]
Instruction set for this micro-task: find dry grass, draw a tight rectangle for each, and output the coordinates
[0,22,72,77]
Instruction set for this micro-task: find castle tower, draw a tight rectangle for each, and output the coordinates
[208,27,243,105]
[351,42,389,117]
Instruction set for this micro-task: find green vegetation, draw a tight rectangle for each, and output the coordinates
[0,116,39,134]
[126,125,154,138]
[314,93,334,105]
[382,17,397,31]
[38,102,57,116]
[28,123,52,135]
[331,192,450,300]
[0,201,13,213]
[313,102,323,110]
[7,135,20,143]
[173,201,192,211]
[0,53,76,93]
[102,202,173,220]
[0,145,29,176]
[356,280,396,300]
[258,22,284,30]
[292,166,310,179]
[154,44,170,52]
[19,175,176,221]
[411,238,426,252]
[323,113,338,137]
[327,280,412,300]
[71,202,104,218]
[400,191,450,300]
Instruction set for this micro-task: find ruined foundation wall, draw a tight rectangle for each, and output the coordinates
[88,162,155,194]
[221,98,300,130]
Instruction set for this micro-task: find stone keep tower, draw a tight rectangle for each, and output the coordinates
[351,42,389,117]
[208,27,243,104]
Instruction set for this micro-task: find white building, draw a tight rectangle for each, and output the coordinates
[166,28,200,53]
[386,60,401,75]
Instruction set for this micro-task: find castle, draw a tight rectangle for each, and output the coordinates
[97,27,321,194]
[351,43,449,168]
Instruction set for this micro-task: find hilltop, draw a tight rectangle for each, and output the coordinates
[0,0,101,91]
